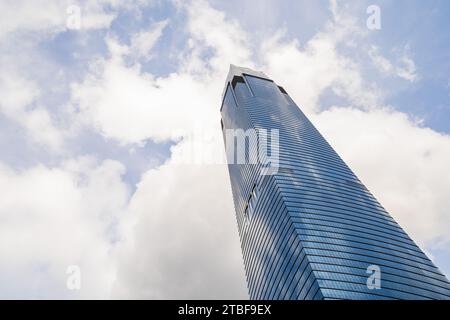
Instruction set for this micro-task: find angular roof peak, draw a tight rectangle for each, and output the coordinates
[222,65,270,99]
[227,64,269,82]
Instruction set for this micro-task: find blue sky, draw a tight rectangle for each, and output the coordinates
[0,0,449,298]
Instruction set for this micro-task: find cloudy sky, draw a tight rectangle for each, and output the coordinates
[0,0,449,299]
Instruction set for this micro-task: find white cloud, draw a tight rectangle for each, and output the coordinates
[181,0,253,75]
[396,53,419,82]
[66,1,253,298]
[0,157,129,298]
[369,46,395,74]
[112,141,247,299]
[369,45,419,82]
[130,19,169,60]
[70,42,219,144]
[0,0,159,40]
[0,0,161,151]
[260,5,380,113]
[0,1,66,39]
[0,69,65,151]
[0,0,118,40]
[70,0,253,145]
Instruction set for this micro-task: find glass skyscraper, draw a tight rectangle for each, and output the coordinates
[220,65,450,300]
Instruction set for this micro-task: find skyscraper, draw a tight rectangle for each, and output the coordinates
[220,65,450,300]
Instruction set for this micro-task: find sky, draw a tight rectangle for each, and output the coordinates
[0,0,449,299]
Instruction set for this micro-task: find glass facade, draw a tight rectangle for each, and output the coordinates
[220,65,450,300]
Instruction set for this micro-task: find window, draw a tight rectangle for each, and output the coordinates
[277,85,294,104]
[243,183,259,231]
[220,83,239,113]
[248,183,258,219]
[243,204,250,229]
[231,76,245,89]
[232,76,252,105]
[278,86,287,94]
[244,74,285,103]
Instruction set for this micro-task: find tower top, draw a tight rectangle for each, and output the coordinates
[222,65,270,99]
[227,64,269,81]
